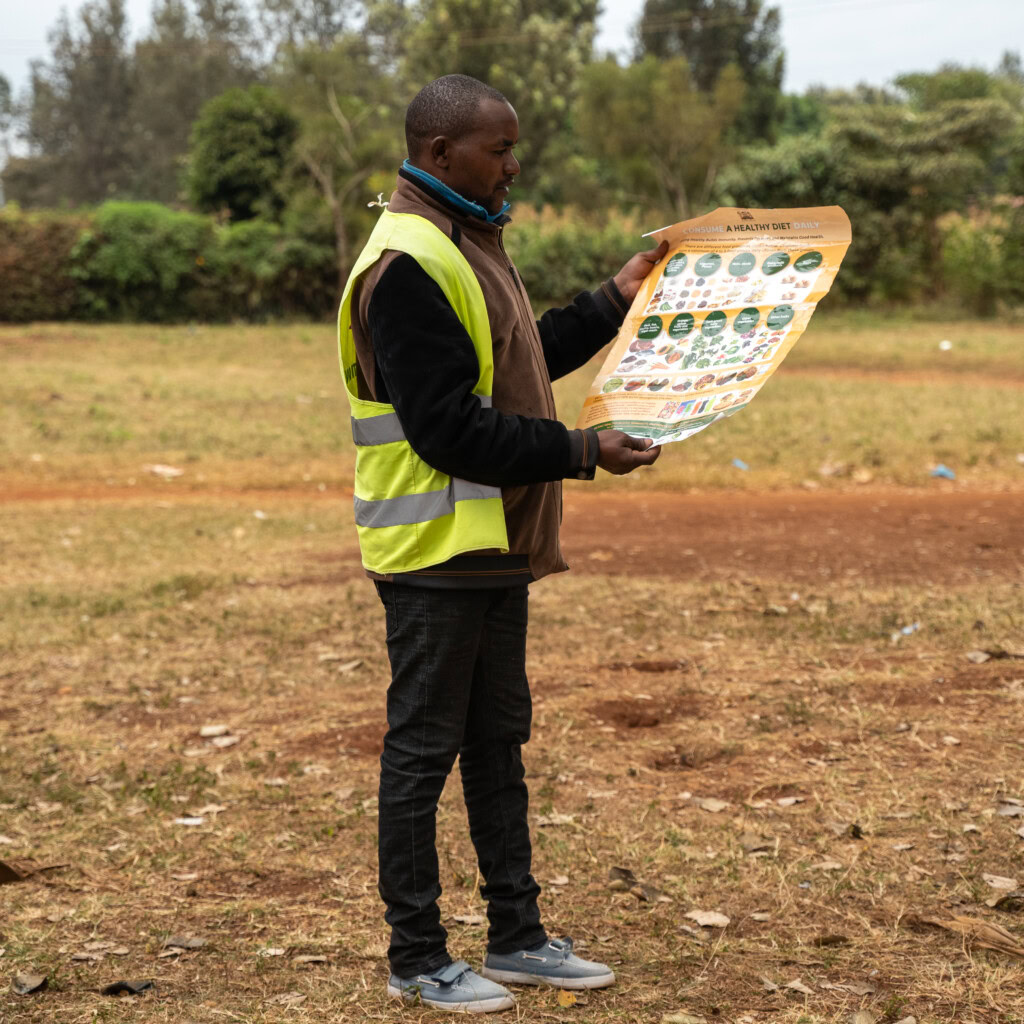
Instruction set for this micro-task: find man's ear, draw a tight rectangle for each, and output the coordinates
[429,135,450,170]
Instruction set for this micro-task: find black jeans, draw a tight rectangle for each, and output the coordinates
[374,581,547,977]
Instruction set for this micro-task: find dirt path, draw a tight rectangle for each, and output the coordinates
[2,479,1021,586]
[563,489,1024,585]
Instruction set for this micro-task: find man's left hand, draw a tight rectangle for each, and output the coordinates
[612,240,669,305]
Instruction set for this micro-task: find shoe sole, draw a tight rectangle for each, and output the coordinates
[479,966,616,990]
[387,984,515,1013]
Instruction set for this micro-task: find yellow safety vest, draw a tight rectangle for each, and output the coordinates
[337,211,509,575]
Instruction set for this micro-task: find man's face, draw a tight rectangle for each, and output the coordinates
[427,98,521,215]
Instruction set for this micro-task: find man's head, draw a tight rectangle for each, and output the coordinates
[405,74,520,215]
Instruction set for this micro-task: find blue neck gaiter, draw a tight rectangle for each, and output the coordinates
[401,160,511,223]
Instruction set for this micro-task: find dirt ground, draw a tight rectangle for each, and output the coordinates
[562,489,1024,586]
[2,485,1023,1023]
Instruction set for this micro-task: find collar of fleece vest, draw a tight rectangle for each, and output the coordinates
[400,160,511,224]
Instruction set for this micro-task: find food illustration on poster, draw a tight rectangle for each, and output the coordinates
[577,207,852,444]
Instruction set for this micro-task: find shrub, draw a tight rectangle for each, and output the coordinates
[210,219,337,320]
[0,206,87,321]
[504,207,647,309]
[940,211,1005,316]
[72,202,217,321]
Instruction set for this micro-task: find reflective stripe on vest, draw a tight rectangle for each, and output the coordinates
[351,396,492,447]
[354,478,501,528]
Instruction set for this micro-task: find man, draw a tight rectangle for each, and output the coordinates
[337,74,666,1013]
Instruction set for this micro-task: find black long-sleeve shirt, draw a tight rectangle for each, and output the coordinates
[367,253,627,488]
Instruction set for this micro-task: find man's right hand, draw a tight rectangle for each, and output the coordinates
[596,430,662,475]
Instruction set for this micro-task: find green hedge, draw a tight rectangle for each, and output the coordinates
[0,202,337,323]
[504,209,647,309]
[6,199,1018,323]
[0,208,87,321]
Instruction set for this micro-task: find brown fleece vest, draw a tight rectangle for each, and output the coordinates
[351,175,568,582]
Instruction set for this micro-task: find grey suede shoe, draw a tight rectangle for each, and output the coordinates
[481,937,616,990]
[387,959,515,1013]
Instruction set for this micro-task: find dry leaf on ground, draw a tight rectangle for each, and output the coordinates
[162,935,206,950]
[912,914,1024,958]
[785,978,813,995]
[662,1013,706,1024]
[266,992,306,1006]
[986,891,1024,911]
[982,873,1018,890]
[12,973,48,995]
[608,866,638,890]
[100,979,153,996]
[696,797,729,813]
[812,860,844,871]
[685,910,730,928]
[536,812,575,827]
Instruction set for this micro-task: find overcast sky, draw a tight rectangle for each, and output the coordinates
[1,0,1021,97]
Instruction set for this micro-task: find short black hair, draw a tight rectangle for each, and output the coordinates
[405,74,509,157]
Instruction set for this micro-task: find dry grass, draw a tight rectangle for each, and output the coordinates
[2,316,1023,494]
[2,490,1024,1023]
[2,317,1024,1022]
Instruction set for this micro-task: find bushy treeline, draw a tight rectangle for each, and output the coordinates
[1,0,1023,320]
[0,202,650,321]
[0,203,338,322]
[4,198,1023,323]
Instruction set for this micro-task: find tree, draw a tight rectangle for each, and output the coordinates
[402,0,599,202]
[0,73,11,143]
[131,0,256,203]
[634,0,783,141]
[718,97,1017,301]
[11,0,137,206]
[275,37,403,291]
[576,55,744,218]
[256,0,355,52]
[187,85,299,220]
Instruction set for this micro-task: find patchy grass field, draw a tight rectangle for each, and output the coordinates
[2,317,1024,1023]
[2,315,1023,493]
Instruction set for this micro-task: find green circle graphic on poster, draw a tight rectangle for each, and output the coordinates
[762,252,790,275]
[694,253,722,276]
[668,313,695,338]
[733,307,760,332]
[766,304,795,329]
[794,251,823,273]
[664,253,688,276]
[701,311,727,337]
[728,252,756,276]
[638,316,663,340]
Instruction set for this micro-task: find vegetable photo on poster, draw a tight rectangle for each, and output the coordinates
[577,207,851,444]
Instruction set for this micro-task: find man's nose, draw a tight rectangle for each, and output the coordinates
[505,152,520,176]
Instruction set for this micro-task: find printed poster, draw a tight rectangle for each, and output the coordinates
[576,207,851,444]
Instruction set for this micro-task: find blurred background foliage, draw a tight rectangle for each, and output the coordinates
[0,0,1022,321]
